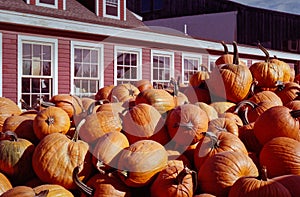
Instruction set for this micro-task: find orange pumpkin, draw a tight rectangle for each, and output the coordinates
[0,172,12,195]
[0,97,22,131]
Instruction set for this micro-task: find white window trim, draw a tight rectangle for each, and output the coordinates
[36,0,58,9]
[103,0,121,20]
[151,50,175,85]
[18,35,58,108]
[208,55,219,72]
[123,0,126,21]
[0,33,2,97]
[181,53,202,84]
[114,46,142,85]
[70,41,104,95]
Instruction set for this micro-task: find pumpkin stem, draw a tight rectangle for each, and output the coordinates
[275,81,285,91]
[72,118,86,142]
[232,41,239,65]
[261,165,268,181]
[0,131,18,141]
[175,166,198,193]
[72,166,94,196]
[221,41,229,54]
[170,77,179,97]
[174,121,194,130]
[96,160,106,174]
[247,80,259,98]
[35,190,49,197]
[258,43,270,62]
[233,100,257,125]
[289,109,300,118]
[45,116,55,126]
[204,131,219,148]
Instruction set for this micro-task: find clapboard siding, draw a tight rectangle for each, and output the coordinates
[103,43,114,86]
[142,48,151,80]
[58,39,71,94]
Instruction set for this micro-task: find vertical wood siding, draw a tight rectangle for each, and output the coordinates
[58,39,71,94]
[2,33,18,102]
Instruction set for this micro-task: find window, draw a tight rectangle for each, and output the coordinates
[104,0,120,19]
[36,0,58,8]
[115,47,142,85]
[152,50,174,88]
[71,41,103,98]
[18,36,58,110]
[182,54,202,85]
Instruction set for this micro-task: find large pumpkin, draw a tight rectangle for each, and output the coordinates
[150,160,197,197]
[32,120,93,189]
[117,140,168,187]
[33,106,71,140]
[166,103,209,147]
[0,186,48,197]
[108,83,140,103]
[274,81,300,105]
[0,97,22,131]
[198,151,259,197]
[122,103,170,145]
[33,184,74,197]
[0,172,12,195]
[0,131,35,185]
[207,42,253,103]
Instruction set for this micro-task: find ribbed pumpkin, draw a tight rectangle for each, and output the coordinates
[135,88,176,115]
[73,166,132,197]
[0,97,22,131]
[198,151,259,197]
[189,65,210,87]
[50,94,83,119]
[248,90,283,106]
[0,186,49,197]
[134,79,153,92]
[95,85,115,101]
[274,81,300,105]
[193,131,248,170]
[0,172,12,195]
[207,117,239,136]
[238,122,262,153]
[33,184,74,197]
[92,131,129,173]
[33,106,71,140]
[194,102,218,121]
[207,42,253,103]
[0,131,35,185]
[259,137,300,178]
[122,103,170,145]
[117,140,168,187]
[108,83,140,103]
[150,160,197,197]
[166,103,209,147]
[32,119,93,189]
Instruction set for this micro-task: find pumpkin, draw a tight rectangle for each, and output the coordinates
[193,131,248,170]
[274,81,300,105]
[2,114,39,145]
[166,103,209,147]
[0,172,12,195]
[189,65,210,87]
[0,97,22,131]
[135,88,176,115]
[0,186,48,197]
[33,184,74,197]
[208,117,239,136]
[194,102,218,121]
[92,131,129,173]
[50,94,83,119]
[0,131,35,185]
[150,160,197,197]
[122,103,170,145]
[134,79,153,92]
[259,137,300,178]
[198,151,259,197]
[228,166,292,197]
[215,41,247,67]
[248,90,283,106]
[33,106,71,140]
[96,102,125,115]
[95,85,115,101]
[73,166,132,197]
[249,43,286,90]
[166,150,192,169]
[253,106,300,145]
[207,42,253,103]
[238,122,262,153]
[108,83,140,103]
[269,57,292,83]
[117,140,168,187]
[32,119,93,189]
[272,174,300,197]
[209,101,236,115]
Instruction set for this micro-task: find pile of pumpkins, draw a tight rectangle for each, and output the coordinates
[0,41,300,197]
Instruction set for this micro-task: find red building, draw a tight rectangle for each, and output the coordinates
[0,0,300,109]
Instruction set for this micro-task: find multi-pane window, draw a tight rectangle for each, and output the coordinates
[21,42,53,109]
[183,55,202,85]
[116,50,139,85]
[105,0,119,17]
[73,47,101,98]
[152,52,174,88]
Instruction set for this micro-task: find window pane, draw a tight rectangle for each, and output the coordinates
[106,0,118,16]
[153,68,158,80]
[39,0,55,5]
[23,61,31,75]
[124,53,130,65]
[131,54,137,66]
[23,44,31,59]
[131,67,137,79]
[43,45,51,60]
[91,50,98,63]
[75,49,82,62]
[42,62,51,76]
[22,78,31,93]
[33,45,41,58]
[82,64,90,77]
[82,49,91,62]
[91,64,98,78]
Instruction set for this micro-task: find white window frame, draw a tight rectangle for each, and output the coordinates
[114,46,142,85]
[70,41,104,97]
[182,53,202,85]
[18,35,58,108]
[103,0,121,19]
[0,33,2,97]
[208,55,219,72]
[36,0,58,9]
[151,50,174,88]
